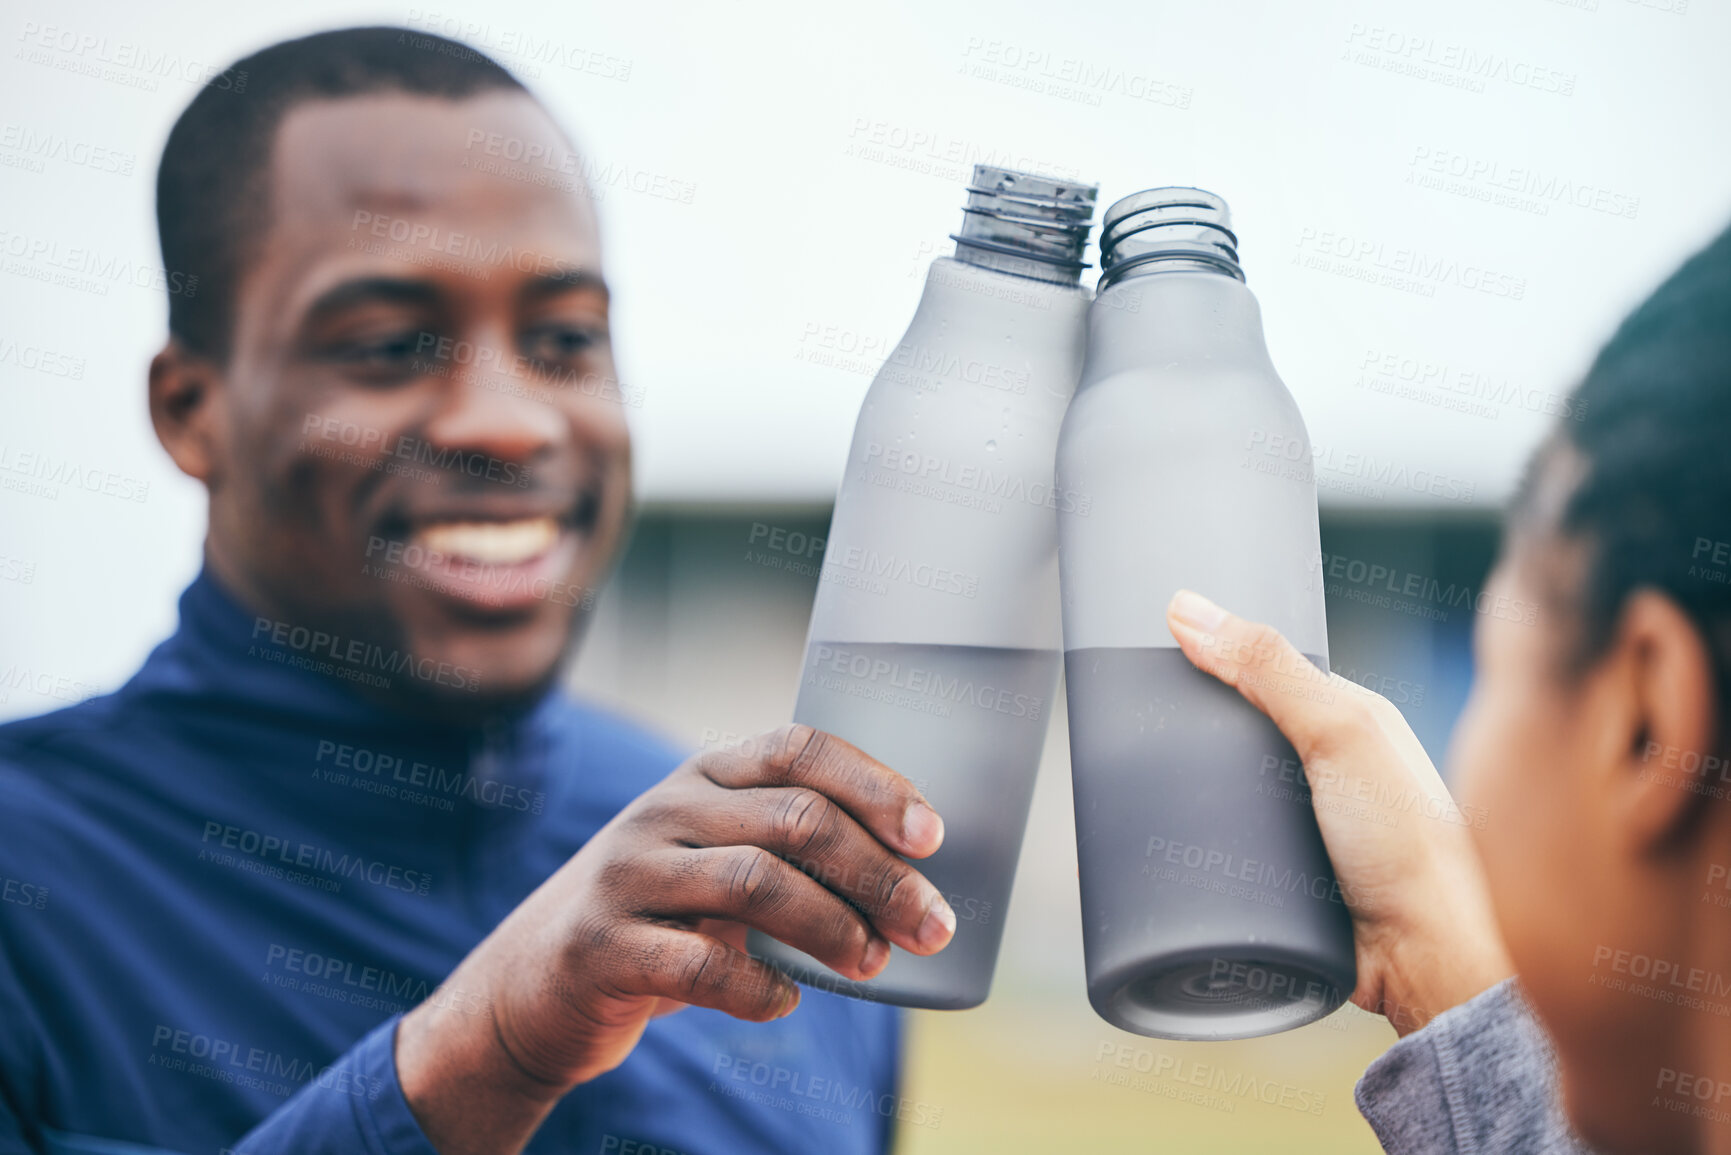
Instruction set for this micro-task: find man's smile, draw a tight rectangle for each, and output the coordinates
[370,487,604,614]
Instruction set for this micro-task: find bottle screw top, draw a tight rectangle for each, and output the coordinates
[951,165,1099,285]
[1098,187,1244,289]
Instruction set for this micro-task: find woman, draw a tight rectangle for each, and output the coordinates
[1166,220,1731,1154]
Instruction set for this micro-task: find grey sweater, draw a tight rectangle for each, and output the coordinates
[1354,979,1597,1153]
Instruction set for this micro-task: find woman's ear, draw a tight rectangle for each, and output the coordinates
[1610,589,1721,854]
[148,340,227,487]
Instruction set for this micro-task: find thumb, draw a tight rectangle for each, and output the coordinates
[1165,589,1356,765]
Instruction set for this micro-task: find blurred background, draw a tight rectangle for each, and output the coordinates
[3,0,1726,1149]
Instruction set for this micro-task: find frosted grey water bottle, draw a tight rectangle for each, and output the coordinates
[747,166,1097,1009]
[1056,189,1356,1040]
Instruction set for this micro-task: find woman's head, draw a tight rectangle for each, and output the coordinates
[1452,222,1731,1153]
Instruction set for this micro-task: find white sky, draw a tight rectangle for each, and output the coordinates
[2,0,1728,709]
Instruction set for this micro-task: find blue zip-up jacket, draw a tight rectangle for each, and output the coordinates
[0,571,903,1154]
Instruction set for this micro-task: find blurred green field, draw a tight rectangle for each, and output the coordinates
[895,984,1393,1154]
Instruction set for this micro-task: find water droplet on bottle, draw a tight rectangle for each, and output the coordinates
[985,440,997,452]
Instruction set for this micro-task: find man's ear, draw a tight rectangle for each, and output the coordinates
[148,339,227,486]
[1611,589,1721,853]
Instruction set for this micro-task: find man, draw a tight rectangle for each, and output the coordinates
[0,26,956,1155]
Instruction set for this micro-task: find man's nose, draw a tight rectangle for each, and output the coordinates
[422,343,563,468]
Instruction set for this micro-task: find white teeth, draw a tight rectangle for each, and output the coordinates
[414,517,559,565]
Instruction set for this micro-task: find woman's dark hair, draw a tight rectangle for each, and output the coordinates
[156,26,526,362]
[1515,220,1731,689]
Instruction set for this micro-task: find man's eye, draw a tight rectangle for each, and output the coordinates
[524,325,603,363]
[316,329,437,384]
[344,331,425,366]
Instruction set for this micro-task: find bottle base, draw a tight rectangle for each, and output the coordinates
[1089,948,1348,1040]
[750,933,989,1011]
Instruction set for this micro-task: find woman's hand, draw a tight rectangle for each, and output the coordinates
[1166,589,1513,1036]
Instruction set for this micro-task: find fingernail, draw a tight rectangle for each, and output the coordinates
[917,891,956,950]
[1170,589,1228,632]
[902,802,945,853]
[775,985,801,1018]
[860,936,890,978]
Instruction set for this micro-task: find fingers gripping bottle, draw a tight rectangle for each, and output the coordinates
[747,166,1098,1009]
[1056,189,1356,1039]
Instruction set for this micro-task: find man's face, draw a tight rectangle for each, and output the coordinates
[205,90,631,708]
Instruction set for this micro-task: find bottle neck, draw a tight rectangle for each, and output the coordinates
[949,165,1097,286]
[1097,187,1244,291]
[955,242,1083,284]
[1088,271,1274,372]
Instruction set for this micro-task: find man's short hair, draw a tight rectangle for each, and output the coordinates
[156,26,526,361]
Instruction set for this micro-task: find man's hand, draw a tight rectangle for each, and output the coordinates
[395,723,953,1153]
[1166,590,1513,1038]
